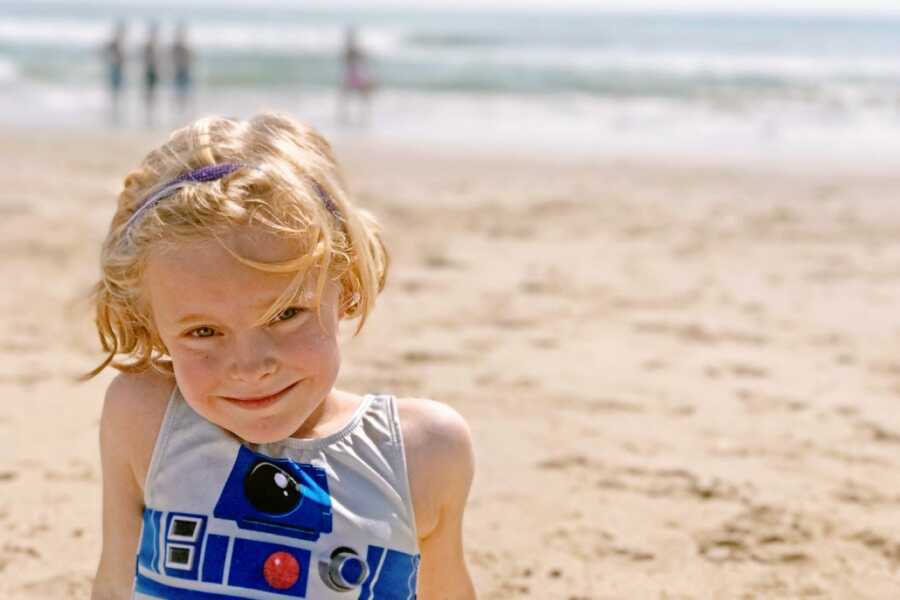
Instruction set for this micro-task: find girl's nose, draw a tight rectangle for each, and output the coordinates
[228,333,278,382]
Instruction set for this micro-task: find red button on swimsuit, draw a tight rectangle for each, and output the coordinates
[263,551,301,589]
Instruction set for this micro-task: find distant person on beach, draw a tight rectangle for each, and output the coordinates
[142,22,160,125]
[101,20,126,124]
[338,26,376,125]
[86,113,476,599]
[172,22,194,116]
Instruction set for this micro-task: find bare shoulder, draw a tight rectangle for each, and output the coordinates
[101,369,175,490]
[395,397,473,460]
[395,397,475,538]
[93,371,174,597]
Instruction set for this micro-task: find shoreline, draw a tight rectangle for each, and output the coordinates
[5,121,900,179]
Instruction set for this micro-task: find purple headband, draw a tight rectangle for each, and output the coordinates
[122,162,340,239]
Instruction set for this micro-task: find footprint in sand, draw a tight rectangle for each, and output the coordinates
[706,365,769,381]
[868,360,900,377]
[727,363,769,379]
[833,479,900,507]
[697,505,824,565]
[808,332,848,347]
[537,454,598,471]
[545,524,611,560]
[0,334,42,354]
[735,389,806,413]
[584,398,643,414]
[822,448,889,467]
[740,301,765,315]
[2,542,40,560]
[546,523,653,563]
[420,247,464,270]
[857,421,900,444]
[400,349,462,365]
[641,358,667,371]
[632,321,767,346]
[43,459,96,482]
[538,456,747,503]
[518,279,556,295]
[530,336,558,349]
[835,352,855,366]
[846,530,900,566]
[599,465,746,503]
[19,573,92,597]
[833,404,858,417]
[492,315,536,330]
[462,337,496,353]
[0,371,51,386]
[474,372,497,386]
[397,277,427,294]
[0,202,33,217]
[509,376,539,390]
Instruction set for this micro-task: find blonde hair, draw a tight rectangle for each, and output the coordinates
[84,113,388,379]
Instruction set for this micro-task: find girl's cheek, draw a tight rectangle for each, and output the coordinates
[283,324,337,357]
[192,351,223,372]
[173,346,224,381]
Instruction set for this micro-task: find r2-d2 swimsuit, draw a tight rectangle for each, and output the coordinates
[133,387,420,599]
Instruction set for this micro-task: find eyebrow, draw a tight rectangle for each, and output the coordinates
[176,313,216,326]
[174,298,283,325]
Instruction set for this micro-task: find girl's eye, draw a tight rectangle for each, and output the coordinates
[272,306,305,324]
[189,326,216,338]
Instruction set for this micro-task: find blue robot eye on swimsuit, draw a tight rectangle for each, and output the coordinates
[214,447,333,543]
[135,445,419,599]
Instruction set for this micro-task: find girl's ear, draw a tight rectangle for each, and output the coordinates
[338,290,358,320]
[335,273,359,319]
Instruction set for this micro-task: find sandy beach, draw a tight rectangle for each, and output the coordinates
[3,127,900,599]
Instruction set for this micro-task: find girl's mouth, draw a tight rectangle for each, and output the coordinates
[221,381,300,410]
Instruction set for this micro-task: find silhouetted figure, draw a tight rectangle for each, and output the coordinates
[338,26,375,126]
[172,23,194,116]
[102,21,126,124]
[142,22,160,126]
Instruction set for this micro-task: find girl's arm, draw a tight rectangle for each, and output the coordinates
[92,374,169,599]
[401,399,477,599]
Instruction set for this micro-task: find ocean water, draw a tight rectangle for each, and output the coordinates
[2,1,900,165]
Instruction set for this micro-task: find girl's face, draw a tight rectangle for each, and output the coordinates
[144,229,341,444]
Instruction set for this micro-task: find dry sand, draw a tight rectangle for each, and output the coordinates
[3,128,900,599]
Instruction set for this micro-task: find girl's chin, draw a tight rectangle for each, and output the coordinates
[187,383,333,443]
[221,408,316,445]
[234,430,289,445]
[225,420,300,445]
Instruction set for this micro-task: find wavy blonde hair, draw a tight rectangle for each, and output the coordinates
[84,113,388,379]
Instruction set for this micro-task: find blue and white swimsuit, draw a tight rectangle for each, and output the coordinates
[132,387,420,599]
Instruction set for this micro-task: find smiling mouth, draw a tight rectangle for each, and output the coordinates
[222,381,300,407]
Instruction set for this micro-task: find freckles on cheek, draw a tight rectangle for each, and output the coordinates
[281,326,339,369]
[172,348,219,389]
[304,325,337,351]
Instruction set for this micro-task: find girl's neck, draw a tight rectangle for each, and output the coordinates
[290,388,363,440]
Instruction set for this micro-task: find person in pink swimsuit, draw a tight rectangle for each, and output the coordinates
[338,26,376,125]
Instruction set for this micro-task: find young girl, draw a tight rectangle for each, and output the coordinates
[86,113,476,599]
